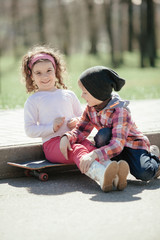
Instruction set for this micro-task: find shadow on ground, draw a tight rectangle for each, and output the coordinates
[2,171,160,203]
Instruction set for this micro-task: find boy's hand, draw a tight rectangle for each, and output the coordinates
[53,117,65,132]
[67,117,79,130]
[60,136,72,160]
[79,151,99,174]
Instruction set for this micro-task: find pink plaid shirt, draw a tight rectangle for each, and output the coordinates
[65,97,150,163]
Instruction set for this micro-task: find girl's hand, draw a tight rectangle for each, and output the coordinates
[67,117,79,130]
[60,136,72,160]
[79,151,99,174]
[53,117,65,132]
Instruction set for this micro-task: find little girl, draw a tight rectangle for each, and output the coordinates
[22,45,83,162]
[60,66,160,191]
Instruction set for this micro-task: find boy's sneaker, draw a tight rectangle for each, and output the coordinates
[150,145,160,159]
[150,145,160,178]
[155,166,160,178]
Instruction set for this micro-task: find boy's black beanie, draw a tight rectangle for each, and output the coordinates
[79,66,125,101]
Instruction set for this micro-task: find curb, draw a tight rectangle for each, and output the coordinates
[0,132,160,180]
[0,143,44,179]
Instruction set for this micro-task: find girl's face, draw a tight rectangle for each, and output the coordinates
[78,80,103,107]
[31,60,56,91]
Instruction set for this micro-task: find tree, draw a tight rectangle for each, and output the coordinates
[57,0,70,55]
[37,0,46,44]
[146,0,156,66]
[103,0,123,67]
[11,0,19,58]
[128,0,133,52]
[140,0,156,67]
[86,0,98,54]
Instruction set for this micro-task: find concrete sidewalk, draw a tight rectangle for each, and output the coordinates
[0,99,160,240]
[0,99,160,147]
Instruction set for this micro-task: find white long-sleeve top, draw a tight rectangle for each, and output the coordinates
[24,89,82,143]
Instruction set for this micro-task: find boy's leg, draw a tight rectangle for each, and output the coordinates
[112,147,159,181]
[94,128,129,190]
[94,127,112,148]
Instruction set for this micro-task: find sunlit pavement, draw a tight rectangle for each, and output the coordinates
[0,99,160,147]
[0,99,160,240]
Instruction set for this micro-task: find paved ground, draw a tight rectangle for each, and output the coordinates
[0,171,160,240]
[0,99,160,147]
[0,99,160,240]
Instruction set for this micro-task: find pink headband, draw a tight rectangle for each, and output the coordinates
[28,53,56,70]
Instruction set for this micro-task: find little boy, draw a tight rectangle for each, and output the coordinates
[60,66,160,191]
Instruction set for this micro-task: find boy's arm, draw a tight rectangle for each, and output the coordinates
[67,117,79,130]
[65,106,94,144]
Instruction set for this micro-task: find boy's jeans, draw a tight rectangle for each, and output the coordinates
[112,147,159,181]
[95,127,159,181]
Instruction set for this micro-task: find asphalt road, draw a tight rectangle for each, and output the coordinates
[0,171,160,240]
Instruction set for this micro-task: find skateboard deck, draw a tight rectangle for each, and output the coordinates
[7,160,75,181]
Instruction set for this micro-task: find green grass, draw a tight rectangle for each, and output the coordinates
[0,56,28,109]
[66,51,160,102]
[0,51,160,109]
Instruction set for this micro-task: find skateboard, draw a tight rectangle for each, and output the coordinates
[7,160,75,181]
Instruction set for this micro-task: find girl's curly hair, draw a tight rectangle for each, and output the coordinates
[21,45,67,93]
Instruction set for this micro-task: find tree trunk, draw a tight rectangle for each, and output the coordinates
[140,0,156,67]
[11,0,19,58]
[146,0,156,67]
[104,0,115,66]
[140,0,147,67]
[128,0,133,52]
[86,0,98,54]
[37,0,46,44]
[104,0,123,67]
[58,0,70,55]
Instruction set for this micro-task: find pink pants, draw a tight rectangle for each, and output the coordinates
[43,137,96,169]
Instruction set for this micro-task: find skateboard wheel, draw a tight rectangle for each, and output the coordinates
[39,173,48,181]
[24,169,31,177]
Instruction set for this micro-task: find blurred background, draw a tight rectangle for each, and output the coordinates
[0,0,160,109]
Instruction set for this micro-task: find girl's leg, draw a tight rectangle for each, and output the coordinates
[68,139,96,168]
[43,137,119,192]
[43,137,75,164]
[112,147,159,181]
[43,137,96,166]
